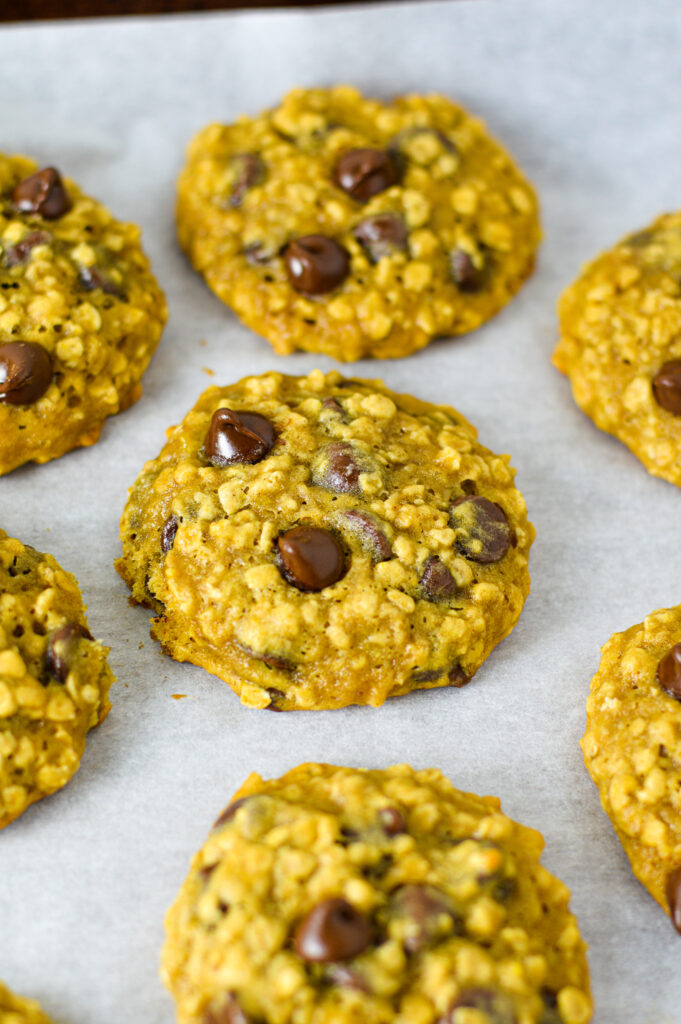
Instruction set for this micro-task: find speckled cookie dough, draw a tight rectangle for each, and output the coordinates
[582,603,681,934]
[177,86,540,361]
[0,981,55,1024]
[0,153,167,475]
[0,529,114,828]
[116,370,534,711]
[162,763,592,1024]
[554,213,681,486]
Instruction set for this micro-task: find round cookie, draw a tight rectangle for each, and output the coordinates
[0,154,167,475]
[554,213,681,486]
[0,529,114,828]
[177,85,540,361]
[162,763,593,1024]
[581,603,681,933]
[0,981,55,1024]
[116,370,535,710]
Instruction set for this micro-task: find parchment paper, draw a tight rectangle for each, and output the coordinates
[0,1,680,1019]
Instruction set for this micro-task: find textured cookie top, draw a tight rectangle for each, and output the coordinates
[0,154,167,475]
[554,213,681,486]
[177,85,540,361]
[581,604,681,932]
[0,981,55,1024]
[0,529,114,828]
[162,764,592,1024]
[117,370,534,710]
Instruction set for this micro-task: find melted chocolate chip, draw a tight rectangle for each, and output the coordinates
[228,153,265,207]
[334,148,399,203]
[411,668,442,683]
[666,865,681,934]
[316,442,363,494]
[203,994,250,1024]
[450,249,484,292]
[204,408,275,467]
[448,663,470,688]
[421,556,457,600]
[79,265,124,297]
[161,515,179,553]
[12,167,72,220]
[265,687,286,711]
[5,230,51,267]
[451,496,511,564]
[379,806,407,835]
[0,341,53,405]
[45,623,93,683]
[653,360,681,416]
[390,884,458,952]
[213,796,250,829]
[284,235,349,295]
[277,526,345,591]
[241,646,294,672]
[342,510,392,562]
[657,643,681,701]
[354,214,408,263]
[293,898,371,962]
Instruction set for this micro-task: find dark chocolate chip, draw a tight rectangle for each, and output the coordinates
[203,994,250,1024]
[448,663,470,688]
[5,230,51,267]
[334,148,399,203]
[161,515,179,553]
[450,249,484,292]
[316,442,362,494]
[411,668,442,683]
[12,167,72,220]
[228,153,265,207]
[657,643,681,701]
[390,884,457,952]
[342,510,392,562]
[378,806,407,835]
[451,496,511,564]
[354,214,408,263]
[284,235,349,295]
[265,687,286,712]
[0,341,53,405]
[241,645,294,672]
[204,408,275,467]
[421,556,457,600]
[277,526,345,592]
[213,796,250,829]
[79,264,124,297]
[460,479,477,495]
[293,898,371,962]
[321,396,344,415]
[45,623,93,684]
[666,865,681,934]
[653,360,681,416]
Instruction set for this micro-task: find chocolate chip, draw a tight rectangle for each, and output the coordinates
[460,479,477,495]
[666,865,681,934]
[451,496,511,564]
[354,214,408,263]
[378,806,407,835]
[421,556,457,600]
[79,264,124,297]
[315,442,363,494]
[277,526,345,592]
[448,663,470,688]
[334,148,399,203]
[228,153,265,207]
[653,360,681,415]
[0,341,53,405]
[45,623,93,683]
[411,668,442,683]
[450,248,484,291]
[342,510,392,562]
[321,396,344,415]
[161,515,179,553]
[657,643,681,701]
[390,884,457,952]
[213,796,250,829]
[241,646,294,672]
[284,235,350,295]
[204,408,275,467]
[4,230,51,267]
[12,167,72,220]
[203,994,250,1024]
[293,898,371,962]
[265,687,286,712]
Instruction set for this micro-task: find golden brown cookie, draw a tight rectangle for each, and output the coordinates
[554,213,681,486]
[116,370,534,710]
[0,981,55,1024]
[0,154,167,475]
[177,86,540,361]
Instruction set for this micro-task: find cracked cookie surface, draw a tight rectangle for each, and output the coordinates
[0,981,55,1024]
[0,529,114,828]
[581,603,681,934]
[161,763,592,1024]
[554,213,681,486]
[116,370,534,710]
[177,86,540,361]
[0,153,167,475]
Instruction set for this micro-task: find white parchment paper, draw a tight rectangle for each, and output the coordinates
[0,0,680,1019]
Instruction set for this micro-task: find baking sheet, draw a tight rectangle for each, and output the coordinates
[0,0,680,1019]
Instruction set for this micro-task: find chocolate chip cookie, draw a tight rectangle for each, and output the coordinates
[0,981,55,1024]
[0,529,114,827]
[161,763,593,1024]
[582,603,681,934]
[116,370,534,710]
[0,154,167,475]
[177,86,540,361]
[554,213,681,486]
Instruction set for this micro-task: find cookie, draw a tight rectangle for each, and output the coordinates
[0,981,55,1024]
[0,154,167,475]
[116,370,534,710]
[554,213,681,486]
[177,85,540,361]
[0,529,114,827]
[162,763,592,1024]
[581,603,681,934]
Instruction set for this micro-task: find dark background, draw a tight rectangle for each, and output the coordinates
[4,0,373,23]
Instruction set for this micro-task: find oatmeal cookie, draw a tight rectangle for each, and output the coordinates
[162,763,592,1024]
[582,603,681,933]
[554,213,681,486]
[0,981,55,1024]
[0,529,114,827]
[177,86,540,361]
[0,153,167,475]
[116,370,534,710]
